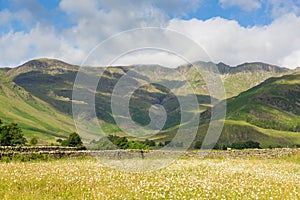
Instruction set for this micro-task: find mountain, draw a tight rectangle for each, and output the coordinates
[217,62,291,98]
[173,61,291,98]
[0,66,75,144]
[0,58,298,146]
[227,71,300,131]
[198,71,300,148]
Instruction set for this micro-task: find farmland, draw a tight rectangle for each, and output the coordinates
[0,153,299,199]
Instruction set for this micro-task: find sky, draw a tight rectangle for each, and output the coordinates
[1,0,300,68]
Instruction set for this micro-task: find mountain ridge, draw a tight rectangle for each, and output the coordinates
[1,58,299,147]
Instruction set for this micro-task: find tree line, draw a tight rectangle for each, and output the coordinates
[194,140,261,150]
[0,119,83,147]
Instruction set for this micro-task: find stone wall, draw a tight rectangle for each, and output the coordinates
[0,146,87,159]
[87,148,300,159]
[0,146,79,152]
[0,146,299,160]
[186,148,300,159]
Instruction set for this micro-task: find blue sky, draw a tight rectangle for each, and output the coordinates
[183,0,272,26]
[1,0,300,68]
[0,0,291,31]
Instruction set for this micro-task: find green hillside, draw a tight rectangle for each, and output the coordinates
[194,71,300,148]
[227,72,300,131]
[194,120,300,148]
[176,62,291,98]
[0,72,75,144]
[219,62,291,98]
[0,58,299,147]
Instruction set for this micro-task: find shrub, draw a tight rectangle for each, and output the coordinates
[61,132,83,147]
[194,141,202,149]
[106,135,150,150]
[143,139,156,147]
[231,140,261,150]
[0,120,27,146]
[30,137,38,145]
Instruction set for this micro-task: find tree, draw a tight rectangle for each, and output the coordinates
[143,139,155,146]
[106,135,150,150]
[56,138,63,144]
[30,137,38,145]
[0,120,27,146]
[113,137,129,149]
[194,141,202,149]
[231,140,261,149]
[68,132,83,147]
[158,142,164,147]
[213,143,220,150]
[61,132,83,147]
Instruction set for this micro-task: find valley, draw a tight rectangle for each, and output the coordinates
[0,58,299,148]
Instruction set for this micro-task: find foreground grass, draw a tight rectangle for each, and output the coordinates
[0,156,299,199]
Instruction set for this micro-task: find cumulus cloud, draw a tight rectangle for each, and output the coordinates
[268,0,300,19]
[167,14,300,68]
[0,0,171,66]
[219,0,261,12]
[280,50,300,68]
[1,0,300,69]
[0,8,34,28]
[0,9,13,25]
[109,50,187,68]
[0,23,84,66]
[59,0,169,51]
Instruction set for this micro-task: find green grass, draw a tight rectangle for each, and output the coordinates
[1,59,300,147]
[225,72,300,134]
[193,120,300,148]
[0,80,75,144]
[0,156,299,199]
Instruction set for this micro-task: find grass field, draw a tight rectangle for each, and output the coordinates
[0,154,299,199]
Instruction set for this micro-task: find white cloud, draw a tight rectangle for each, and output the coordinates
[0,9,13,25]
[0,0,171,67]
[167,14,300,68]
[219,0,261,11]
[0,24,84,67]
[59,0,169,52]
[0,8,34,27]
[1,1,300,69]
[268,0,300,19]
[280,50,300,68]
[110,50,188,68]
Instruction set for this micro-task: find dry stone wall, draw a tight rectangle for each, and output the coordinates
[0,146,299,160]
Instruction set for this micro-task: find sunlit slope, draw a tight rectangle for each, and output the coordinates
[0,69,75,143]
[227,72,300,132]
[1,58,296,146]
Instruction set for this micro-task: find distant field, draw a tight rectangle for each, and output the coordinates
[0,154,299,199]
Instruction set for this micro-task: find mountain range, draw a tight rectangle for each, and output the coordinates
[0,58,299,148]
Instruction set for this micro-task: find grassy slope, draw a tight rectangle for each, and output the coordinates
[12,62,184,135]
[194,120,300,148]
[1,59,299,146]
[150,65,299,147]
[227,72,300,131]
[194,71,300,147]
[0,70,75,144]
[222,62,291,98]
[178,62,291,98]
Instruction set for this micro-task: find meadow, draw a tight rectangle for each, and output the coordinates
[0,153,299,200]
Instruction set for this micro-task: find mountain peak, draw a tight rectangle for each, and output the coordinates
[7,58,78,78]
[234,62,290,73]
[20,58,74,69]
